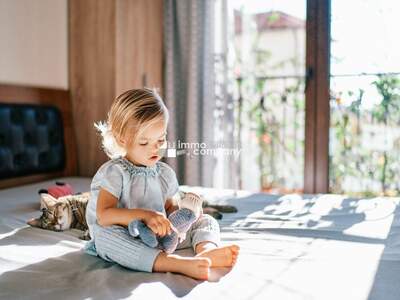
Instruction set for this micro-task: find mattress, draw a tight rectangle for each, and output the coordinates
[1,177,399,300]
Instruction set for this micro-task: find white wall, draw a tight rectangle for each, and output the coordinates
[0,0,68,89]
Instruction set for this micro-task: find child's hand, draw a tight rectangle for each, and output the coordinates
[141,210,174,237]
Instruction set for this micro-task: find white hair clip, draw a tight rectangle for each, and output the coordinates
[94,121,127,159]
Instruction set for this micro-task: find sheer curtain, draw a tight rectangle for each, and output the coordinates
[163,0,215,187]
[213,0,238,190]
[163,0,238,189]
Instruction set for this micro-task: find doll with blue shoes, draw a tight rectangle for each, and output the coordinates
[128,192,203,254]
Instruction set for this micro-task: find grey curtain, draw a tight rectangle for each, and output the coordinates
[163,0,215,187]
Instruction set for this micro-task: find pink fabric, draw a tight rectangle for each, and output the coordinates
[47,184,74,198]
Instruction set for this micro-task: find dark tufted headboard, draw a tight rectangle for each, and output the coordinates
[0,84,77,189]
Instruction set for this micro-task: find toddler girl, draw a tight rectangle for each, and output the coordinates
[84,88,239,280]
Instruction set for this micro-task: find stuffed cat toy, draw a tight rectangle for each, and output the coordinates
[128,192,203,254]
[27,192,91,240]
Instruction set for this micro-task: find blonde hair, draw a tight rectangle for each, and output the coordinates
[95,88,169,159]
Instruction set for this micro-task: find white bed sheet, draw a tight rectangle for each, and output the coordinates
[1,177,399,300]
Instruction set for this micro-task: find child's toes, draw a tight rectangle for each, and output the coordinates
[232,256,238,265]
[231,245,240,252]
[232,247,240,256]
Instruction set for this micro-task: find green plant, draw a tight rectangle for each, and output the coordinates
[372,74,400,194]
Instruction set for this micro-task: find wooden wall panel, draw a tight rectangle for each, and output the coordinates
[69,0,116,177]
[69,0,163,176]
[116,0,163,95]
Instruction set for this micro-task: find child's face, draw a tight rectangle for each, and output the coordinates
[124,118,167,167]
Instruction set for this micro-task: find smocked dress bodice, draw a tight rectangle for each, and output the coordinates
[85,157,179,241]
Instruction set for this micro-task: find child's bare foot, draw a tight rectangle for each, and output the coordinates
[153,253,211,280]
[175,256,211,280]
[195,244,240,268]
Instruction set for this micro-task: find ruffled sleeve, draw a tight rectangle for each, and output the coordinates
[158,162,179,200]
[92,160,124,199]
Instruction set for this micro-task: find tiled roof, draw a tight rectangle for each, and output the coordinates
[235,10,305,34]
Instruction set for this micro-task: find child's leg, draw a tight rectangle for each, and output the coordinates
[189,214,221,250]
[195,241,218,253]
[93,223,211,280]
[188,214,240,268]
[174,213,220,251]
[93,224,161,272]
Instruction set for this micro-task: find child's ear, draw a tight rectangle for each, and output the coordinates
[117,136,127,147]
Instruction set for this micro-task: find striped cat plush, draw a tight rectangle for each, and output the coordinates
[27,192,91,240]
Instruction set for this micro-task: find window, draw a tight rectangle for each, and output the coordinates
[329,0,400,196]
[214,0,307,193]
[215,0,400,196]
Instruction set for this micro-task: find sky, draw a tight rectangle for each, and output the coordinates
[331,0,400,75]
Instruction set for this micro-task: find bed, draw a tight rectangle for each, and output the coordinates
[1,84,399,300]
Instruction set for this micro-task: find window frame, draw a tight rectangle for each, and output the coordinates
[304,0,331,193]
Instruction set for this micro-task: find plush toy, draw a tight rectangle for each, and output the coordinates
[128,192,203,254]
[27,191,91,240]
[28,181,90,240]
[38,181,74,200]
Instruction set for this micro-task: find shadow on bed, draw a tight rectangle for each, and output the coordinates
[219,192,400,300]
[0,226,84,247]
[0,247,233,299]
[0,228,233,299]
[220,193,392,244]
[367,204,400,300]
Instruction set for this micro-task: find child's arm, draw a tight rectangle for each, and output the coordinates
[97,188,173,236]
[97,188,147,227]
